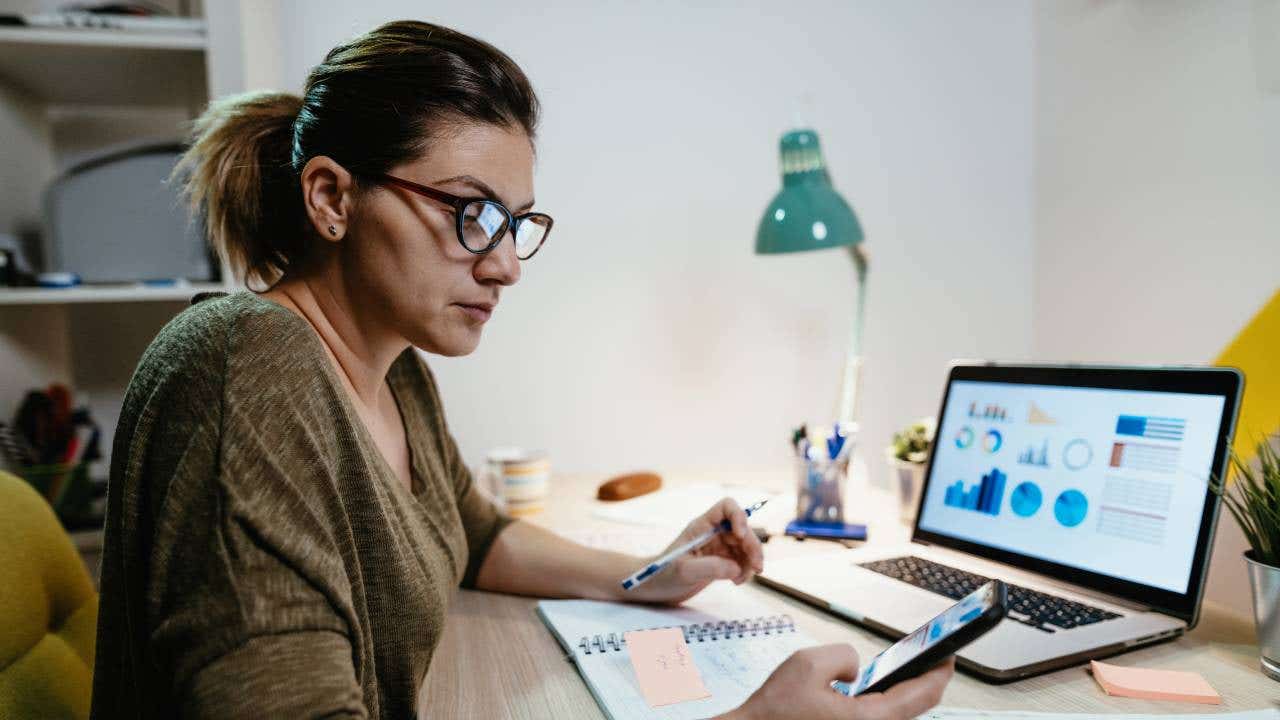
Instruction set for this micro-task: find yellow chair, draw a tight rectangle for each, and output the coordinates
[0,470,98,720]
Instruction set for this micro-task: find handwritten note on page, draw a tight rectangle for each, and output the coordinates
[624,628,712,707]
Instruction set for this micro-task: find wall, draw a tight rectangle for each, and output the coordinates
[1033,0,1280,616]
[268,0,1036,479]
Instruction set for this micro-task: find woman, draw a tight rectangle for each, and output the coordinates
[90,20,952,719]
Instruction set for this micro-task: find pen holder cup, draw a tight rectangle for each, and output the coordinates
[795,453,851,525]
[17,462,91,519]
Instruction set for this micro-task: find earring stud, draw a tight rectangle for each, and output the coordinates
[328,225,337,237]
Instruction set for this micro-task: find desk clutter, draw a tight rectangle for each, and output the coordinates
[597,471,663,501]
[481,446,551,516]
[793,422,855,525]
[537,590,814,719]
[0,384,103,528]
[546,469,1273,717]
[537,585,1250,718]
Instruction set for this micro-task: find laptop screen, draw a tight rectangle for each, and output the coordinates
[916,371,1233,598]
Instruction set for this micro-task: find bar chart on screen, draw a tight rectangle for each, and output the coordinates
[1115,415,1186,442]
[968,402,1010,421]
[1017,440,1050,467]
[943,467,1007,516]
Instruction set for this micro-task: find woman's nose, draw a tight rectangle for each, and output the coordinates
[475,232,521,286]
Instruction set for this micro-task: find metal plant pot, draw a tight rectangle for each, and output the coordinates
[1244,550,1280,681]
[888,457,927,525]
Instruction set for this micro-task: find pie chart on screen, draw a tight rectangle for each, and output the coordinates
[1054,489,1089,528]
[1010,481,1042,517]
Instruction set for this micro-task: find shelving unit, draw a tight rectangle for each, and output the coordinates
[0,1,271,485]
[0,282,230,306]
[0,26,207,105]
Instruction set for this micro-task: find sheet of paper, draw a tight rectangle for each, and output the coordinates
[1089,660,1221,704]
[624,627,711,707]
[921,708,1277,720]
[592,483,777,527]
[559,528,670,557]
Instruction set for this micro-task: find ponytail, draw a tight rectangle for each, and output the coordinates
[174,91,304,288]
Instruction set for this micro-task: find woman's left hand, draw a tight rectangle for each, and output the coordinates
[624,498,765,604]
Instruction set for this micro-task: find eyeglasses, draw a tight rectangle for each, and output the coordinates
[376,173,553,260]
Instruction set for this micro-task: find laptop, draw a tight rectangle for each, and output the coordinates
[758,363,1243,681]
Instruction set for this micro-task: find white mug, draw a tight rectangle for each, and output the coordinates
[481,447,551,517]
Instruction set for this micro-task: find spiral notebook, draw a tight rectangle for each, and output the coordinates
[537,594,816,720]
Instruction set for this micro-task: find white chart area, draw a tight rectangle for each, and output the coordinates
[916,381,1226,594]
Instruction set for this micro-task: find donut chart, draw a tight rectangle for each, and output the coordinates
[1062,438,1093,470]
[983,429,1003,453]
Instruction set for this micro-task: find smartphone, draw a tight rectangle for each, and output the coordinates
[832,579,1008,696]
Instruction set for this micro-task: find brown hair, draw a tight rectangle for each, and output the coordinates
[175,21,540,288]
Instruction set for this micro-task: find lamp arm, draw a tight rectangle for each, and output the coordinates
[837,244,869,424]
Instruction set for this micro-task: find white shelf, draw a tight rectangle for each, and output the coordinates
[0,282,233,306]
[0,26,206,51]
[0,26,206,105]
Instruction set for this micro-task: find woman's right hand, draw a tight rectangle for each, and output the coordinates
[720,644,954,720]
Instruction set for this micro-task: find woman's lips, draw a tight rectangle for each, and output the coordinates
[456,303,493,323]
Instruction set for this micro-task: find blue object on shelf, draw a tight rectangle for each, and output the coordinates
[36,272,80,288]
[785,519,867,541]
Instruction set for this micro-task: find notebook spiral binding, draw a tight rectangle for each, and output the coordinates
[576,614,796,655]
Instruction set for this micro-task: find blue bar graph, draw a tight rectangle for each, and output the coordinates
[1116,415,1185,442]
[943,467,1006,516]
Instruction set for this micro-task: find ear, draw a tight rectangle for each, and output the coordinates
[300,155,356,242]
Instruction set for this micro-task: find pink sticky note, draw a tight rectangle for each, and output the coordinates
[624,628,712,707]
[1090,660,1221,705]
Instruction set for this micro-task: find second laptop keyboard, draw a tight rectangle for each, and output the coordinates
[859,556,1123,632]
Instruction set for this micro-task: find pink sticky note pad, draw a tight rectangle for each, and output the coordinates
[625,628,712,707]
[1090,660,1221,705]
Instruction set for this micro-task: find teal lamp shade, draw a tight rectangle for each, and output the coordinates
[755,129,864,255]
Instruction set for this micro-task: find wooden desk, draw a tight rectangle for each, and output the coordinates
[420,471,1279,717]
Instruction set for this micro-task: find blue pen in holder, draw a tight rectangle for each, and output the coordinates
[795,423,856,524]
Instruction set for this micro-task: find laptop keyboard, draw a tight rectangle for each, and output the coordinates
[859,556,1123,633]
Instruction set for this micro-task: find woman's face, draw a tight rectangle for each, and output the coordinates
[346,122,535,357]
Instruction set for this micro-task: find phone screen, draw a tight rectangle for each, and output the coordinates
[834,582,999,696]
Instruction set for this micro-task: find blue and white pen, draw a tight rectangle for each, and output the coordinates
[620,499,769,591]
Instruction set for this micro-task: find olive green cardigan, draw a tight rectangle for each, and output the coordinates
[91,292,511,718]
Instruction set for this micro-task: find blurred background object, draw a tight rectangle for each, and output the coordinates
[886,416,936,524]
[43,141,216,285]
[2,383,104,530]
[0,469,98,720]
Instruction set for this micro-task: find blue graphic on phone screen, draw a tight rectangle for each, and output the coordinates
[836,585,991,696]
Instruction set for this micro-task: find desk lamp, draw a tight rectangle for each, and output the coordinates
[756,129,869,424]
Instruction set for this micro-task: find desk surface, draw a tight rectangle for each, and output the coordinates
[420,470,1279,717]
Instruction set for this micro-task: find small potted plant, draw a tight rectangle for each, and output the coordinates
[886,417,935,524]
[1216,436,1280,681]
